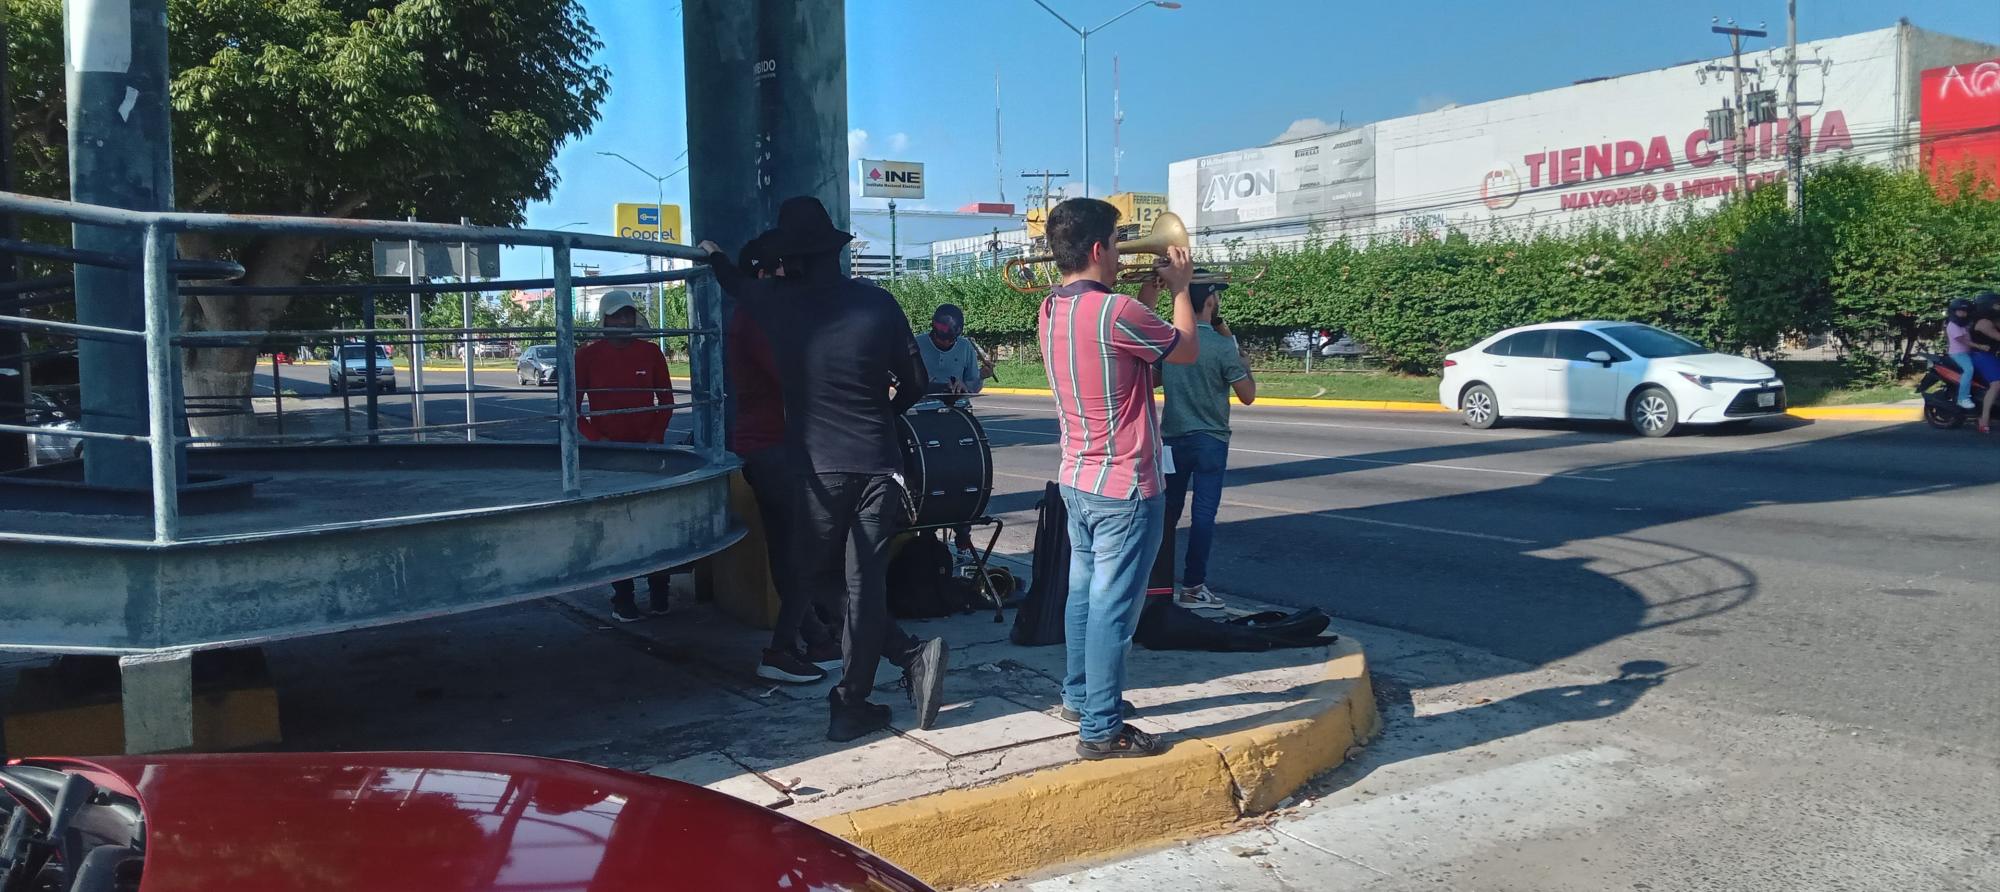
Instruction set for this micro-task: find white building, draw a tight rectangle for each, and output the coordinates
[1167,22,2000,252]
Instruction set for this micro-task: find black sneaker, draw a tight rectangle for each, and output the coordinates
[757,648,827,685]
[1077,723,1167,760]
[1059,699,1138,724]
[609,593,644,623]
[827,700,892,742]
[805,639,844,671]
[645,593,672,617]
[899,638,947,731]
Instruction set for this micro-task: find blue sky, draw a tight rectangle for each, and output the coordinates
[507,0,1999,278]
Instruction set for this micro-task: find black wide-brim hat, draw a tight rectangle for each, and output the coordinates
[766,196,855,257]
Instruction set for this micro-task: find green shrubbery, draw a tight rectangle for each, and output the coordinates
[886,164,2000,375]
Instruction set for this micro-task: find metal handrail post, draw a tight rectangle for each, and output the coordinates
[687,270,725,461]
[141,224,180,543]
[552,244,580,496]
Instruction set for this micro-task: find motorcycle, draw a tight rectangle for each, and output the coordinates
[1914,351,1991,429]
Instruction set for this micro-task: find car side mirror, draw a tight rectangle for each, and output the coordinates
[1585,351,1613,366]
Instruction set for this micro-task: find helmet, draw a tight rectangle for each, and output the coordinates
[1975,291,2000,320]
[1948,297,1973,321]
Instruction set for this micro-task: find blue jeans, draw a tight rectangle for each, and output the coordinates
[1059,485,1165,743]
[1163,433,1229,588]
[1951,353,1976,405]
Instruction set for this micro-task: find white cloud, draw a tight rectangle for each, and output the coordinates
[887,132,911,154]
[848,128,870,160]
[1271,117,1338,143]
[1415,93,1457,113]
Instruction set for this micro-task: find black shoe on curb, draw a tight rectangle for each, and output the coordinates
[806,639,844,671]
[900,638,948,730]
[757,648,827,685]
[645,594,672,617]
[1059,699,1138,724]
[827,700,893,742]
[1077,723,1166,760]
[609,594,644,624]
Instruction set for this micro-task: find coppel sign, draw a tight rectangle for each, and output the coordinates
[613,203,684,243]
[861,159,925,200]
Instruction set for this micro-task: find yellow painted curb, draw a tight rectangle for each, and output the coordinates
[814,637,1377,889]
[1785,405,1920,421]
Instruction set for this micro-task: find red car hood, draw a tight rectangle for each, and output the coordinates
[28,752,927,892]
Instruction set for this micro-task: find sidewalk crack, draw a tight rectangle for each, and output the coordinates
[1272,826,1391,877]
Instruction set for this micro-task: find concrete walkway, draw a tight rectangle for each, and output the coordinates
[245,541,1373,889]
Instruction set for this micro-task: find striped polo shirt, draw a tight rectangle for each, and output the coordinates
[1039,280,1182,499]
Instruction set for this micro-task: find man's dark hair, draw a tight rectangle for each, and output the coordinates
[1188,285,1215,316]
[1047,198,1120,275]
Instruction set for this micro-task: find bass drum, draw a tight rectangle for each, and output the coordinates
[896,402,993,527]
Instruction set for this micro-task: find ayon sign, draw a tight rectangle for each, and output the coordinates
[861,159,925,199]
[1202,169,1275,209]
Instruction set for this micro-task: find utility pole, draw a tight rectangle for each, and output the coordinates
[459,217,476,442]
[889,199,899,279]
[1784,0,1803,218]
[1113,55,1124,195]
[406,215,425,442]
[1022,169,1069,218]
[995,70,1006,204]
[1710,19,1767,194]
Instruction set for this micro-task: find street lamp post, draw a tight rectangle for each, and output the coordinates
[539,221,592,282]
[596,151,689,351]
[1026,0,1180,198]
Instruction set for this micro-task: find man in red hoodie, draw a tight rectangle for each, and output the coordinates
[575,289,676,622]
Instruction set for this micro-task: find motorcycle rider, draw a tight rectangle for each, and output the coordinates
[1945,298,1977,411]
[1969,292,2000,435]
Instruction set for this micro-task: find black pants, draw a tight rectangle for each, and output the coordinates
[740,446,833,653]
[799,472,921,704]
[612,571,673,599]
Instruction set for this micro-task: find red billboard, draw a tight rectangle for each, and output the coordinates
[1920,58,2000,197]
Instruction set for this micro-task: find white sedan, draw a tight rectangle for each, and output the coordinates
[1439,321,1786,437]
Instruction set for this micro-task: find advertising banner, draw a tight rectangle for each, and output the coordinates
[1194,127,1376,230]
[860,159,926,199]
[614,203,684,244]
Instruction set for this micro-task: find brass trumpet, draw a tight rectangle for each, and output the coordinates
[1002,211,1261,294]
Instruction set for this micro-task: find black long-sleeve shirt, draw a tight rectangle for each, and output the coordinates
[720,255,927,476]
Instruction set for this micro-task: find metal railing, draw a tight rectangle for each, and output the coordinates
[0,190,724,544]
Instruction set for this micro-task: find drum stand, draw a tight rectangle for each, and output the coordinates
[903,516,1007,623]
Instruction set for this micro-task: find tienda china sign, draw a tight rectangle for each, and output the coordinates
[1503,109,1856,211]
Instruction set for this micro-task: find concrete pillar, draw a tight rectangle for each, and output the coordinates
[119,649,194,753]
[1,16,26,471]
[682,0,850,259]
[64,0,179,487]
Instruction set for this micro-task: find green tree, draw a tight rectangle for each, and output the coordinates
[6,0,609,433]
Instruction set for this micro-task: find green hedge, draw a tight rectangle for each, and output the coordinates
[886,163,2000,375]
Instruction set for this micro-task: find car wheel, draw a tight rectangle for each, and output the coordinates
[1629,387,1678,437]
[1460,384,1500,429]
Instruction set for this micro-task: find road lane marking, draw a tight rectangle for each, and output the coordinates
[981,425,1610,483]
[990,470,1536,545]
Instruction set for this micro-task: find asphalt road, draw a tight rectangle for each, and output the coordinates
[244,364,1999,887]
[261,362,1997,753]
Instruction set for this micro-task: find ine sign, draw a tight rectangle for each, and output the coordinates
[861,159,925,200]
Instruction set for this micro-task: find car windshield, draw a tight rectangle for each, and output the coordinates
[1598,324,1708,358]
[528,347,554,359]
[338,346,376,361]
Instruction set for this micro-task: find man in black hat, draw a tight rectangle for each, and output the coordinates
[701,196,949,742]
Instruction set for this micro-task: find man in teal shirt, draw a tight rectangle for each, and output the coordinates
[1159,275,1256,607]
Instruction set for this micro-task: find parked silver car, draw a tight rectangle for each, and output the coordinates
[516,344,560,386]
[328,343,398,393]
[26,391,82,465]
